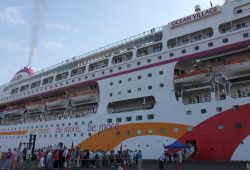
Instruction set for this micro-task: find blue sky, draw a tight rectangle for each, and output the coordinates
[0,0,222,85]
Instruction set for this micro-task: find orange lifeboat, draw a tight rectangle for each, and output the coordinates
[174,69,213,84]
[45,93,69,110]
[222,59,250,79]
[25,100,45,113]
[69,89,98,106]
[3,106,25,118]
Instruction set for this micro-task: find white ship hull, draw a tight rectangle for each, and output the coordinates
[0,0,249,161]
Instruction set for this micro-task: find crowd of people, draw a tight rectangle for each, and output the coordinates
[1,146,143,170]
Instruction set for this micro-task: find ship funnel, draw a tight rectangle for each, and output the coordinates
[195,5,201,12]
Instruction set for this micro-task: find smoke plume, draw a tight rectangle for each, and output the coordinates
[28,0,47,67]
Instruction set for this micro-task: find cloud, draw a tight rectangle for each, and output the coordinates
[46,23,79,33]
[43,40,64,49]
[0,6,25,25]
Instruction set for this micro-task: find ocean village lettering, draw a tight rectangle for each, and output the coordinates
[88,123,119,132]
[171,7,219,28]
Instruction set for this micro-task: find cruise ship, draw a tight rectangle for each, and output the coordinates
[0,0,249,161]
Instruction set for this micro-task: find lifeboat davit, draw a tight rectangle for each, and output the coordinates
[174,69,213,84]
[221,59,250,79]
[45,97,69,110]
[3,107,25,118]
[26,101,45,113]
[70,89,98,106]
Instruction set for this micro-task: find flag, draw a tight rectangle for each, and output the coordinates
[210,1,213,7]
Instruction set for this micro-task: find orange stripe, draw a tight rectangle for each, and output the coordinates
[0,130,27,136]
[77,122,191,151]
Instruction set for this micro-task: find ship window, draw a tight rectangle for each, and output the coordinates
[75,122,78,125]
[138,76,142,80]
[223,38,228,43]
[118,80,122,84]
[85,76,88,79]
[31,81,41,89]
[243,33,249,38]
[201,109,206,114]
[186,110,192,115]
[88,59,108,71]
[116,118,122,122]
[216,107,222,112]
[82,121,84,125]
[167,27,213,48]
[126,117,132,122]
[128,78,131,82]
[74,134,76,137]
[147,59,151,63]
[20,84,30,92]
[56,72,68,81]
[136,130,142,135]
[127,64,131,68]
[235,122,242,129]
[148,129,153,134]
[160,128,166,133]
[42,76,54,85]
[148,73,152,77]
[219,16,250,33]
[136,115,143,121]
[101,71,105,75]
[109,69,113,73]
[160,83,164,87]
[181,49,186,54]
[125,130,130,135]
[137,61,141,66]
[208,42,214,47]
[148,86,152,90]
[218,125,224,130]
[173,128,179,133]
[88,133,91,136]
[233,105,240,110]
[194,46,199,50]
[110,82,113,86]
[112,52,133,65]
[109,93,113,97]
[137,43,162,57]
[107,119,112,123]
[67,134,70,137]
[92,74,95,77]
[159,71,163,75]
[62,123,64,126]
[169,53,174,57]
[187,127,193,131]
[81,133,84,136]
[118,67,122,70]
[118,91,121,95]
[71,66,85,77]
[158,56,162,60]
[147,114,154,120]
[236,9,243,14]
[137,88,142,92]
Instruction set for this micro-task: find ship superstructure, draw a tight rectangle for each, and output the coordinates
[0,0,249,160]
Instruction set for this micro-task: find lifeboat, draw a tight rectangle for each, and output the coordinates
[221,59,250,79]
[45,97,69,110]
[69,89,98,106]
[3,107,25,118]
[26,101,45,113]
[174,69,213,84]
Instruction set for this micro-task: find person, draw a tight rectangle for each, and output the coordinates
[26,148,32,169]
[16,149,23,169]
[11,148,18,170]
[159,153,165,169]
[2,148,12,169]
[136,150,143,170]
[39,149,45,168]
